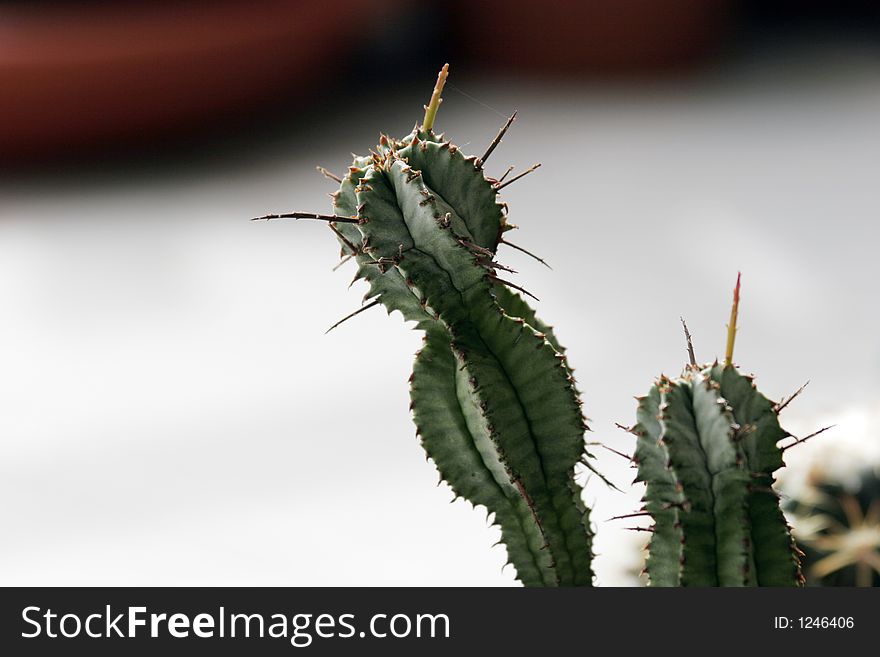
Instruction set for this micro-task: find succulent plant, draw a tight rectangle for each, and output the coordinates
[254,65,597,586]
[254,67,829,589]
[787,467,880,587]
[628,277,804,586]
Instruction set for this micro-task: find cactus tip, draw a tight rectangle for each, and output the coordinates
[422,63,449,132]
[724,272,741,368]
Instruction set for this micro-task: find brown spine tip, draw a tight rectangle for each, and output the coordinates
[478,111,518,168]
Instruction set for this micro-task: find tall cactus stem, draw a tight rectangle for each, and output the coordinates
[257,64,599,586]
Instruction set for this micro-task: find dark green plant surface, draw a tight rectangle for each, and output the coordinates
[256,66,597,586]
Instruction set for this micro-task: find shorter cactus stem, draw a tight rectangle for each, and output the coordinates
[422,63,449,132]
[725,272,741,367]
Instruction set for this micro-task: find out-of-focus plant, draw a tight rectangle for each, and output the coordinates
[786,467,880,587]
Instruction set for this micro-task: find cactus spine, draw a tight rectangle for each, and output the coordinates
[632,277,803,586]
[256,68,816,587]
[258,65,596,586]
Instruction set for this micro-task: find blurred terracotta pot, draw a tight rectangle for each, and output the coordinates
[0,0,388,163]
[453,0,732,75]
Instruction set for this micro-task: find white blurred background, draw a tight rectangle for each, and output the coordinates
[1,2,879,586]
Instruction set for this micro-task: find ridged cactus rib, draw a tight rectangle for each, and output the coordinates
[710,365,802,586]
[411,329,556,586]
[634,365,802,586]
[332,158,435,327]
[493,285,565,353]
[634,387,686,586]
[399,139,505,250]
[266,66,596,585]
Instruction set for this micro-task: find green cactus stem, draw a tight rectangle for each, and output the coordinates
[255,65,597,586]
[631,277,803,586]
